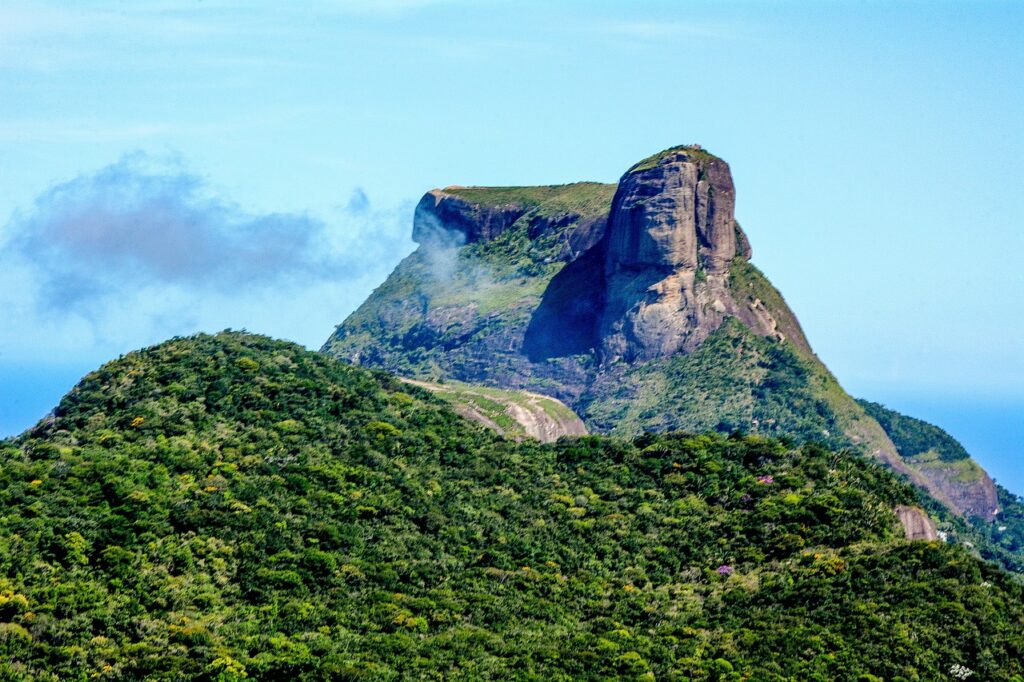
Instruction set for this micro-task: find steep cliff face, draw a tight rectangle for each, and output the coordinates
[413,185,609,256]
[600,147,806,363]
[322,145,999,521]
[414,189,528,245]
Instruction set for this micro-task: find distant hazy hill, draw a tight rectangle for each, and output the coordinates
[2,332,1023,680]
[323,145,1000,526]
[859,398,1024,571]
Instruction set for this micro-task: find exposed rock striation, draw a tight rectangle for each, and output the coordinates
[605,148,739,275]
[401,378,588,443]
[599,147,803,362]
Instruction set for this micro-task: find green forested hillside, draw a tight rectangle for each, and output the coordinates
[859,399,1024,571]
[585,319,859,446]
[858,400,972,463]
[1,333,1022,680]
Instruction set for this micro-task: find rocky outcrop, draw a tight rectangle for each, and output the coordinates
[605,148,738,274]
[945,470,997,520]
[734,221,752,260]
[857,400,1000,520]
[401,379,588,443]
[413,188,529,245]
[894,505,939,541]
[324,143,1000,524]
[599,146,779,362]
[906,456,999,520]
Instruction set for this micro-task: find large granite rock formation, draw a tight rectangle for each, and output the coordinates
[322,145,1000,521]
[600,147,804,362]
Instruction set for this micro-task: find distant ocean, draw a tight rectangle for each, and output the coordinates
[3,362,1022,498]
[0,362,97,441]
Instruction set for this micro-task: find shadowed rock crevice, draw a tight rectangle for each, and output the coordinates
[523,244,605,361]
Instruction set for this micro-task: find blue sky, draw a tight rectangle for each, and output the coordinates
[1,1,1021,488]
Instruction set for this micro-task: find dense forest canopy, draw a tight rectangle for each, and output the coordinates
[1,333,1021,680]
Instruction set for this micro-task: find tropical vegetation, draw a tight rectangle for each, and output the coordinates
[1,333,1022,680]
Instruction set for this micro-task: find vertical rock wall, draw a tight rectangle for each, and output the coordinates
[599,147,773,362]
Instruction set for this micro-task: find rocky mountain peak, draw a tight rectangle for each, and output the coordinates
[412,188,529,246]
[608,146,743,275]
[599,146,775,363]
[323,144,999,523]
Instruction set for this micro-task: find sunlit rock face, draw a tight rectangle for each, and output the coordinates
[604,147,738,273]
[599,147,779,363]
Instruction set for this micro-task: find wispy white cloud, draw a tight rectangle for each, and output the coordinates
[0,120,226,144]
[314,0,462,16]
[0,2,257,71]
[3,152,412,313]
[0,151,415,358]
[0,0,462,43]
[0,4,229,42]
[0,0,502,71]
[0,104,318,143]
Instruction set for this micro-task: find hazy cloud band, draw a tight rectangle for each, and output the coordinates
[5,152,402,313]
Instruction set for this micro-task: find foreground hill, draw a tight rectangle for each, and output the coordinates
[1,332,1022,680]
[323,145,999,525]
